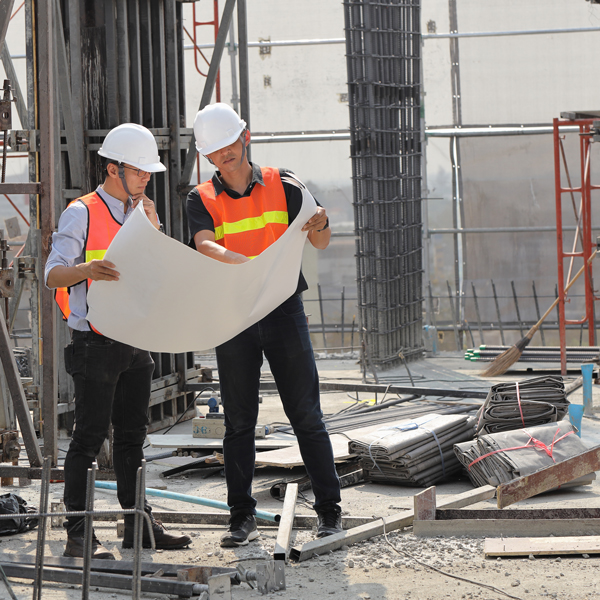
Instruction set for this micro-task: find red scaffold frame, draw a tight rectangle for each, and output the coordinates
[553,117,599,374]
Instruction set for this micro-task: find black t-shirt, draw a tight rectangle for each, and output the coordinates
[186,163,318,296]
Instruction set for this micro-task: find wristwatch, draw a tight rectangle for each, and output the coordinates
[318,218,329,232]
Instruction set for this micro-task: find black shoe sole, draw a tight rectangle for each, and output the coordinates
[220,529,260,548]
[122,540,192,550]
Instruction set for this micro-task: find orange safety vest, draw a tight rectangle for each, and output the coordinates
[54,192,121,330]
[195,167,288,259]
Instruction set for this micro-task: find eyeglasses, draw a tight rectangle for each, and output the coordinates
[122,164,152,178]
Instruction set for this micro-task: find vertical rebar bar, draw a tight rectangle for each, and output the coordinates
[471,282,484,345]
[131,461,147,600]
[32,457,51,600]
[491,279,505,346]
[428,282,438,333]
[532,281,546,346]
[511,281,524,338]
[340,286,345,350]
[81,462,98,600]
[317,283,327,352]
[446,281,461,350]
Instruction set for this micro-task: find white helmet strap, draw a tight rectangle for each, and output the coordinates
[118,163,134,200]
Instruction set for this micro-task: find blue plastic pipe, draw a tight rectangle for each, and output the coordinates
[94,481,280,522]
[581,363,594,416]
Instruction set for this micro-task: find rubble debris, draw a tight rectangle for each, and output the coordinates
[289,485,495,562]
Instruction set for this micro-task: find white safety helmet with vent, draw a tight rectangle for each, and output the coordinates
[193,103,247,156]
[98,123,166,172]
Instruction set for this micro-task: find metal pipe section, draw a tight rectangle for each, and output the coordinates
[428,225,600,234]
[180,25,600,51]
[94,481,281,523]
[237,0,250,160]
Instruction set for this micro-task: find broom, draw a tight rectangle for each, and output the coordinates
[481,249,598,377]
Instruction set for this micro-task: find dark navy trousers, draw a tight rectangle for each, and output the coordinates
[63,329,154,533]
[216,294,341,517]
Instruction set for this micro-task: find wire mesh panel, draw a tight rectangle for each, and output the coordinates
[344,0,423,367]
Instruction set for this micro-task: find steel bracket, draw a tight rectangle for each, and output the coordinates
[256,560,285,594]
[0,79,12,130]
[17,257,36,280]
[207,573,232,599]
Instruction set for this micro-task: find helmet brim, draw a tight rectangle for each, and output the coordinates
[196,127,245,156]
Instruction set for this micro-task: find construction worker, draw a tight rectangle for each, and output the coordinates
[187,103,342,547]
[45,124,192,559]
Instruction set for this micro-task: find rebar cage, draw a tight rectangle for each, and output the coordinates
[344,0,424,368]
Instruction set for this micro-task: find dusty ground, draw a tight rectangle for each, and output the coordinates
[2,354,600,600]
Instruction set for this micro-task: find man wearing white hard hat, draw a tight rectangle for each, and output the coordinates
[187,103,342,547]
[45,124,191,559]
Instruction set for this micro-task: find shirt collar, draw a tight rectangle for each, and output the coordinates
[96,185,132,213]
[211,162,265,198]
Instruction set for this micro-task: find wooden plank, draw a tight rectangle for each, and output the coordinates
[146,433,297,451]
[92,511,372,529]
[274,483,298,562]
[484,536,600,557]
[414,486,436,521]
[437,508,600,520]
[289,485,496,562]
[414,519,600,538]
[497,445,600,509]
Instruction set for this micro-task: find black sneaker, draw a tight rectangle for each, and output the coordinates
[316,507,343,538]
[123,514,192,550]
[220,514,260,548]
[64,531,116,560]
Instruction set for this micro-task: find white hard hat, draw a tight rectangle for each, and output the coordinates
[193,103,246,156]
[98,123,166,172]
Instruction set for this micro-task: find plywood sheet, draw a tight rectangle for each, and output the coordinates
[254,434,353,468]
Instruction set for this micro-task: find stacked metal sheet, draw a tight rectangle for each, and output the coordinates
[465,345,600,364]
[454,421,594,488]
[348,413,477,486]
[475,376,569,435]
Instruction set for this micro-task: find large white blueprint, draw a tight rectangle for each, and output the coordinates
[87,181,317,353]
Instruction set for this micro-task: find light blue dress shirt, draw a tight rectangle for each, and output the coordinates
[44,186,133,332]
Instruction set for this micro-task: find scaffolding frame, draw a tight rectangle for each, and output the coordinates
[553,115,600,374]
[0,0,254,469]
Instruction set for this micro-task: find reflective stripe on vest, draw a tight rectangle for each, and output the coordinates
[55,192,121,326]
[196,167,288,259]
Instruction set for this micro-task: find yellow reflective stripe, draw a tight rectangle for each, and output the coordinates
[85,249,107,261]
[222,211,288,236]
[214,224,224,241]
